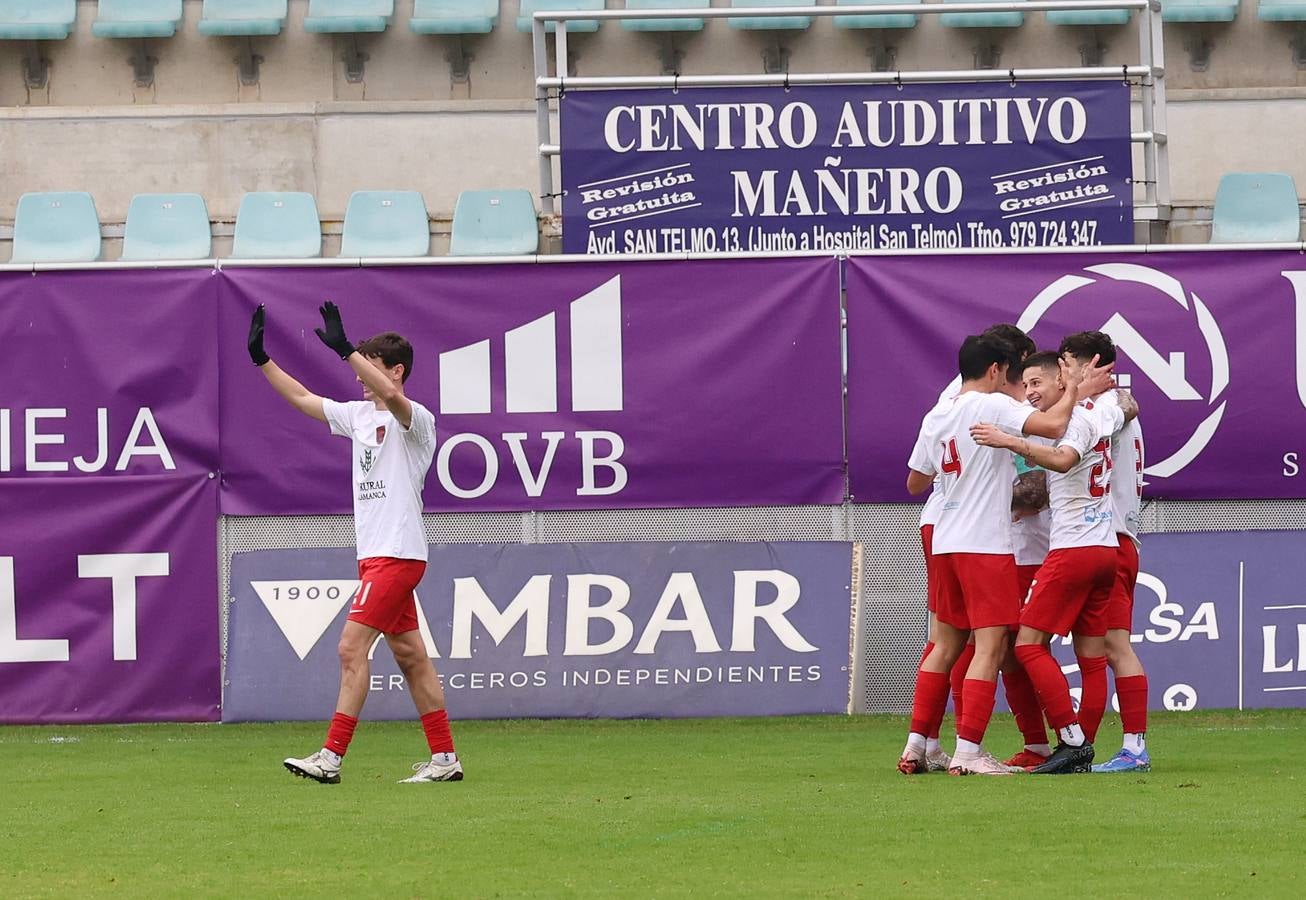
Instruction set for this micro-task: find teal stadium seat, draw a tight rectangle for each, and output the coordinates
[339,191,431,257]
[92,0,183,38]
[303,0,393,32]
[450,190,539,256]
[11,192,101,264]
[621,0,707,32]
[1256,0,1306,18]
[1161,0,1239,21]
[517,0,604,33]
[409,0,498,33]
[198,0,288,36]
[728,0,815,30]
[1047,5,1130,24]
[231,192,322,259]
[1210,173,1301,243]
[0,0,76,39]
[121,194,212,261]
[941,0,1024,28]
[833,0,918,30]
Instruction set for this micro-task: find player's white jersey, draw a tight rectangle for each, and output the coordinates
[1104,391,1144,548]
[1047,402,1124,551]
[918,386,956,530]
[1012,508,1050,566]
[324,398,436,562]
[908,390,1034,555]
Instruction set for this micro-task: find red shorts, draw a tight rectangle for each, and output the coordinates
[932,552,1021,631]
[347,557,427,635]
[1016,564,1042,603]
[1106,538,1140,632]
[921,525,936,613]
[1020,545,1116,638]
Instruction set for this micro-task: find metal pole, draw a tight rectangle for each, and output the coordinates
[1137,0,1158,218]
[1150,0,1172,212]
[532,18,555,216]
[537,65,1153,89]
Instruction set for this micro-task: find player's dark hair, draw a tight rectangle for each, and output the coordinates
[982,323,1036,383]
[1022,350,1062,374]
[957,334,1011,381]
[356,332,415,383]
[1058,330,1116,366]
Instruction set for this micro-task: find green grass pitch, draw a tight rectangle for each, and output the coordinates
[3,711,1303,898]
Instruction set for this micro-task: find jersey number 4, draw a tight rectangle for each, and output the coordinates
[1089,439,1114,498]
[941,438,963,478]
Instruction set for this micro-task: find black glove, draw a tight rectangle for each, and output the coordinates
[314,301,355,360]
[247,304,269,367]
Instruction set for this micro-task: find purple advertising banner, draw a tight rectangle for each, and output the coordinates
[218,258,844,515]
[0,269,219,480]
[1012,531,1306,713]
[560,81,1132,254]
[847,250,1306,500]
[0,476,221,723]
[223,541,853,721]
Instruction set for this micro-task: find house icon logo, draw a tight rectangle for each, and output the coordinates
[437,275,624,416]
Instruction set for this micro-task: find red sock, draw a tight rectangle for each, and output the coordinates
[420,709,456,755]
[1076,655,1109,743]
[950,643,976,726]
[1013,644,1077,731]
[324,712,358,757]
[1002,664,1048,746]
[919,642,940,739]
[909,669,951,738]
[956,678,997,744]
[1116,674,1149,734]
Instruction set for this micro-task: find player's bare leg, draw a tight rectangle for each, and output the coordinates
[949,626,1019,775]
[284,620,380,784]
[901,620,968,774]
[1094,628,1151,773]
[387,629,463,783]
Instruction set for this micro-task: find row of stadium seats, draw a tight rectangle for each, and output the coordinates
[3,172,1298,263]
[6,189,540,263]
[6,0,1306,39]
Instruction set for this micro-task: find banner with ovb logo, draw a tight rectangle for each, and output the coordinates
[218,258,844,514]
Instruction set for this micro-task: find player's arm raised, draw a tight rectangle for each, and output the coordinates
[970,423,1081,473]
[248,305,327,422]
[1022,355,1114,439]
[315,301,414,429]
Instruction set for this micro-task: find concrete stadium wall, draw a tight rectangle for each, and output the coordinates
[1,0,1305,252]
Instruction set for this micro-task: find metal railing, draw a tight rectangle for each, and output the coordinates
[531,0,1171,226]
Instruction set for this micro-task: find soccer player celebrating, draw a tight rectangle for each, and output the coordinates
[247,302,463,785]
[1058,333,1152,774]
[899,335,1109,776]
[915,325,1035,772]
[971,350,1134,774]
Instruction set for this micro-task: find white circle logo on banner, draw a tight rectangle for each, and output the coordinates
[1017,263,1229,479]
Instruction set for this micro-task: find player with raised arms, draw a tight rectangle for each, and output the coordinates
[247,302,463,785]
